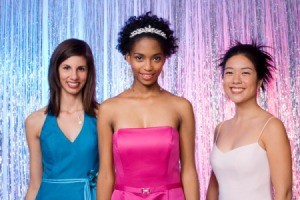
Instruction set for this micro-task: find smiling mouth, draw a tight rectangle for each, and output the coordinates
[67,82,80,88]
[140,73,154,80]
[230,87,244,93]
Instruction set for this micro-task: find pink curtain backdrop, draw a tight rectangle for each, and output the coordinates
[0,0,299,199]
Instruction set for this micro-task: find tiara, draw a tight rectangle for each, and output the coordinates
[129,25,167,39]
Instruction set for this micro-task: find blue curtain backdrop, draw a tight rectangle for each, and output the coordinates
[0,0,299,199]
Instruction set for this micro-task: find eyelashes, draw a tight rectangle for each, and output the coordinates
[134,55,163,62]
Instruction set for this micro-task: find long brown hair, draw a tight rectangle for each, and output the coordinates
[45,38,98,116]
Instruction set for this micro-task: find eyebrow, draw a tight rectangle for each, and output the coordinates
[225,66,254,70]
[61,64,87,68]
[132,52,164,56]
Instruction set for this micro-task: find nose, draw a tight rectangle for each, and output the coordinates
[70,69,79,80]
[143,59,153,71]
[232,72,242,84]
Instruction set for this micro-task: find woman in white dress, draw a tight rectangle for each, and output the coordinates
[207,41,292,200]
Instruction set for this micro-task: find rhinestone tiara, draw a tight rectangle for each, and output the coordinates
[129,25,167,39]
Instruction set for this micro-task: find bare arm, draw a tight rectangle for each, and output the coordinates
[206,171,218,200]
[263,118,292,200]
[178,99,200,199]
[25,111,44,200]
[206,125,221,200]
[96,102,115,200]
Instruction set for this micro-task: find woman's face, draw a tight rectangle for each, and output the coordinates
[58,55,88,96]
[223,54,262,105]
[126,37,166,87]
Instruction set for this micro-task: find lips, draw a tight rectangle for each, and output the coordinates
[140,73,154,81]
[67,81,80,88]
[230,87,244,93]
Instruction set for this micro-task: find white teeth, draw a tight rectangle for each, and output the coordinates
[67,82,80,87]
[141,74,153,79]
[231,88,243,93]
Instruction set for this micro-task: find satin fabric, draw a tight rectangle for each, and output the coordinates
[210,118,274,200]
[112,126,185,200]
[211,144,272,200]
[36,113,99,200]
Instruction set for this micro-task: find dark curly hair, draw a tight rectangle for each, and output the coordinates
[219,40,276,91]
[116,12,178,57]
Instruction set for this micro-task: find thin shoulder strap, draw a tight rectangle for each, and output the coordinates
[215,121,225,143]
[257,116,275,141]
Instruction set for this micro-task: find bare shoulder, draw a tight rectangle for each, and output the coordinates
[25,107,47,137]
[215,121,225,132]
[164,92,193,110]
[98,96,123,110]
[264,117,286,135]
[218,118,231,129]
[214,119,229,138]
[25,107,47,126]
[97,94,126,118]
[262,116,289,145]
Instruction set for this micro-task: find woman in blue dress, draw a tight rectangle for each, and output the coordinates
[25,38,99,200]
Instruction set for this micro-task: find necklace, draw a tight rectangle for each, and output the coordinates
[76,112,83,125]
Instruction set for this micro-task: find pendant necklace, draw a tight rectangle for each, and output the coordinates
[76,112,83,125]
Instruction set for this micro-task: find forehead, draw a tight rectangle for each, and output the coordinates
[60,55,87,65]
[130,37,163,54]
[225,54,255,70]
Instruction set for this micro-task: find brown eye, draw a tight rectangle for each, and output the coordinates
[62,65,71,70]
[153,56,162,62]
[135,56,143,61]
[224,71,233,75]
[78,66,87,71]
[242,71,250,75]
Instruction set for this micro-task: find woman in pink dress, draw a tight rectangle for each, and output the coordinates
[97,12,199,200]
[206,41,292,200]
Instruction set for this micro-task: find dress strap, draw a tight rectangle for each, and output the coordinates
[257,116,275,142]
[215,121,225,143]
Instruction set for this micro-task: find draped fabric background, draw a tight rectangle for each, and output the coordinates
[0,0,299,199]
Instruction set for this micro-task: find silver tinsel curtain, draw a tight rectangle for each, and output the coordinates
[0,0,299,199]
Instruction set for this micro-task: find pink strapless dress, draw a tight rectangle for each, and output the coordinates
[112,126,185,200]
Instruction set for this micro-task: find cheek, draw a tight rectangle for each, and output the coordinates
[82,72,88,82]
[154,62,164,72]
[222,80,232,96]
[155,66,163,74]
[222,78,229,88]
[245,77,258,88]
[58,72,67,81]
[131,66,139,74]
[130,63,142,73]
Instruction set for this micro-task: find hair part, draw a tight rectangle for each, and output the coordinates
[219,40,276,91]
[116,11,178,57]
[45,38,98,117]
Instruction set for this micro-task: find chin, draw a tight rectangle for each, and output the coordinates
[66,89,83,95]
[232,97,255,105]
[138,79,157,86]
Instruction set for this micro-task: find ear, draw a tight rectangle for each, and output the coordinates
[162,55,167,64]
[257,79,263,90]
[125,53,131,64]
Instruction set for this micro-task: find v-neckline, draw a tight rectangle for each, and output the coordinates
[55,113,85,143]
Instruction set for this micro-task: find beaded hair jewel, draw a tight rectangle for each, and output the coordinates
[129,25,167,39]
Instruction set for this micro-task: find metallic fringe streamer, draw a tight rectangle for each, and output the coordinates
[0,0,299,199]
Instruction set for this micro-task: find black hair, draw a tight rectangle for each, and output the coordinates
[116,12,178,57]
[219,40,276,91]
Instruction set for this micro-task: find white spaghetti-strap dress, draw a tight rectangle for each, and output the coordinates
[210,117,274,200]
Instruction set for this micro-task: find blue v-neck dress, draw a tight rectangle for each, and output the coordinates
[36,113,99,200]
